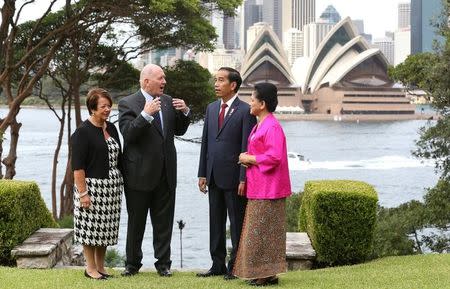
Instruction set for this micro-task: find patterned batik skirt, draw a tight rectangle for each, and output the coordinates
[233,198,287,279]
[73,137,123,246]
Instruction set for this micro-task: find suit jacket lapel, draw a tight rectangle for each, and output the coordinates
[136,91,146,113]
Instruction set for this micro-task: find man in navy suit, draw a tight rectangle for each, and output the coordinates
[197,67,256,280]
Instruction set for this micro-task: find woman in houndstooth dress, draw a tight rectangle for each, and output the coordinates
[71,88,123,280]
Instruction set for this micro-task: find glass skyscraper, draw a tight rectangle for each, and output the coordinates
[411,0,444,53]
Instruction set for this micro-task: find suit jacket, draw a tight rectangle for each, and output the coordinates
[198,97,256,190]
[119,90,191,192]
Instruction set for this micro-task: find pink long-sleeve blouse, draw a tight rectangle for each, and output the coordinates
[246,113,292,200]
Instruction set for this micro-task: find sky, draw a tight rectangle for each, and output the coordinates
[8,0,407,40]
[316,0,408,39]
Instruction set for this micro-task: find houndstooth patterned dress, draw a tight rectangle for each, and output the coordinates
[74,137,123,246]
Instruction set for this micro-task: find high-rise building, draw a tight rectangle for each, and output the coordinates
[262,0,282,41]
[398,2,411,29]
[283,28,304,65]
[303,22,334,57]
[197,47,243,74]
[292,0,316,31]
[394,28,411,65]
[319,5,341,24]
[411,0,444,53]
[352,19,372,44]
[204,3,224,46]
[242,0,263,51]
[281,1,293,39]
[385,31,395,40]
[223,15,235,49]
[352,19,365,34]
[373,37,395,65]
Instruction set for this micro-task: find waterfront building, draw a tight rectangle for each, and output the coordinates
[239,22,301,108]
[295,17,414,115]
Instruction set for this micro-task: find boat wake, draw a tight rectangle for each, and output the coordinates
[288,155,434,171]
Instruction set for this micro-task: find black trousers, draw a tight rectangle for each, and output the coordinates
[208,179,247,273]
[124,174,175,271]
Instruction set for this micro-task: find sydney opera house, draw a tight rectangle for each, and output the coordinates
[238,17,415,116]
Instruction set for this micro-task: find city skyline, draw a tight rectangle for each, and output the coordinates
[316,0,411,38]
[20,0,411,40]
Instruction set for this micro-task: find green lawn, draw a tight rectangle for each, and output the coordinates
[1,254,449,289]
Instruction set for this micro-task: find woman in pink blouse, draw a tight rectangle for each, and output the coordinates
[233,83,292,286]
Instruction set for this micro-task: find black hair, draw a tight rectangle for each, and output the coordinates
[218,67,242,92]
[254,83,278,113]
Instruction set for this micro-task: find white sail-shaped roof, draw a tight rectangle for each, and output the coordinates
[298,17,390,93]
[241,23,296,85]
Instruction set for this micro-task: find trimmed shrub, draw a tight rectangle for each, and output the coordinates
[0,180,57,265]
[286,192,302,232]
[105,248,126,268]
[299,180,378,266]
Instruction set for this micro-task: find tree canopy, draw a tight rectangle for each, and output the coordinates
[385,1,450,255]
[164,60,215,123]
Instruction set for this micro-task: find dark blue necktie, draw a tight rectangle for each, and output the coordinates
[153,111,163,136]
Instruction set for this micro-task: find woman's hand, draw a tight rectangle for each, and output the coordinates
[80,194,91,209]
[239,152,249,167]
[239,152,257,167]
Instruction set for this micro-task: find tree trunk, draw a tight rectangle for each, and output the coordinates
[2,116,21,179]
[59,156,74,217]
[59,93,74,218]
[51,109,65,219]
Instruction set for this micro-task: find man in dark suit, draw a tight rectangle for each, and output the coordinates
[197,67,256,280]
[119,64,191,277]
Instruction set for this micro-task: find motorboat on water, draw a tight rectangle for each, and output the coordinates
[287,152,311,170]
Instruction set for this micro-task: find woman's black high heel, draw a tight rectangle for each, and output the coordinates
[84,270,107,280]
[98,271,113,278]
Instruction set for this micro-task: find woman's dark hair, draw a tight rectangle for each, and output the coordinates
[254,83,278,112]
[86,88,112,115]
[219,67,242,92]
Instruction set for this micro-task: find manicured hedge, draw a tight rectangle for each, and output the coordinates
[0,180,57,265]
[299,180,378,265]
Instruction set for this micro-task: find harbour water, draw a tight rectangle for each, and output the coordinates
[1,107,440,269]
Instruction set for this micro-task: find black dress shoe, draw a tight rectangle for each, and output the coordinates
[157,268,173,277]
[223,272,237,280]
[121,268,138,277]
[196,269,226,277]
[84,270,107,280]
